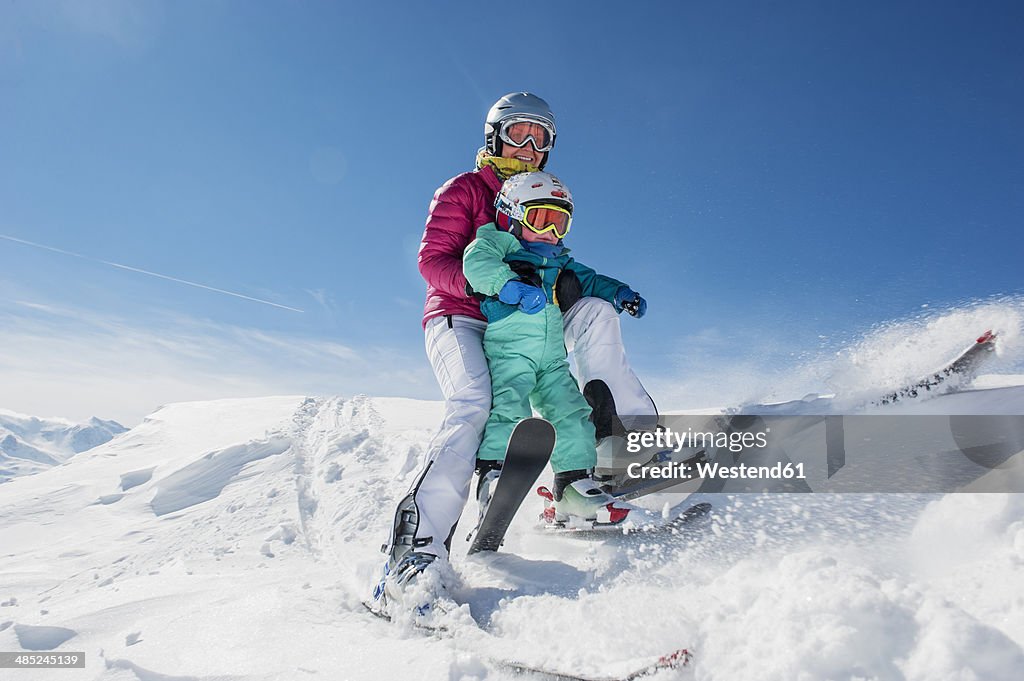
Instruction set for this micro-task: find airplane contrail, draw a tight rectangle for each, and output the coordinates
[0,233,305,313]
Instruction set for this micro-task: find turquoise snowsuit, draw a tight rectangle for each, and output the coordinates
[463,223,628,473]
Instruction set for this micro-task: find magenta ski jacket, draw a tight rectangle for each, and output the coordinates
[419,165,504,327]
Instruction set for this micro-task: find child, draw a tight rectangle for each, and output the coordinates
[463,171,648,525]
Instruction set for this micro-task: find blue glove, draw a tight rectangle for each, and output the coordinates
[499,279,546,315]
[614,287,647,318]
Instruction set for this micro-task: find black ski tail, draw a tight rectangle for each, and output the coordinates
[468,418,555,554]
[877,330,997,405]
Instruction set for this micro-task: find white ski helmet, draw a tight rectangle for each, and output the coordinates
[484,92,557,168]
[494,171,573,238]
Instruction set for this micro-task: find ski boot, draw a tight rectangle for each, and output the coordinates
[593,429,709,495]
[373,550,452,619]
[537,469,634,529]
[375,491,453,618]
[593,433,663,484]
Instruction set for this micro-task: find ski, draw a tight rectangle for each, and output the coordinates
[361,599,453,635]
[364,600,692,681]
[876,330,997,405]
[536,489,712,534]
[497,647,692,681]
[468,418,556,554]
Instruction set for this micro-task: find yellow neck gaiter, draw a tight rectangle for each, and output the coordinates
[476,148,540,179]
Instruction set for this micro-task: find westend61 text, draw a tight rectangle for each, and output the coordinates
[626,461,807,481]
[625,426,770,454]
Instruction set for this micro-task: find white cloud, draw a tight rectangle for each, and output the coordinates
[0,300,436,425]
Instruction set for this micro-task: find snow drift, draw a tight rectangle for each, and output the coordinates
[0,387,1022,680]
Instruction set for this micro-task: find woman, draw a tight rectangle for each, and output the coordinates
[378,92,657,605]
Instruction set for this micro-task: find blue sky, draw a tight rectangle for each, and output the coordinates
[1,1,1022,423]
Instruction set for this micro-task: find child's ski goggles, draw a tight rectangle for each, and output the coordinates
[498,117,555,153]
[522,203,572,239]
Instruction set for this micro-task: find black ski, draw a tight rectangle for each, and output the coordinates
[877,330,997,405]
[468,418,555,555]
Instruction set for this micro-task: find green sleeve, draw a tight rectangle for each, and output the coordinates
[463,223,522,297]
[565,258,628,304]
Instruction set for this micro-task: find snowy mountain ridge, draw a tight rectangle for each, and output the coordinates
[0,408,127,482]
[0,391,1022,680]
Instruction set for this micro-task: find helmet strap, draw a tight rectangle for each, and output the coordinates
[495,213,523,238]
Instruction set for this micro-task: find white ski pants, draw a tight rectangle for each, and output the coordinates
[393,298,656,560]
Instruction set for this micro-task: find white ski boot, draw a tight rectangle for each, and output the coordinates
[537,470,634,529]
[373,551,454,621]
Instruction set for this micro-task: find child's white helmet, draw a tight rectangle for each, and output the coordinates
[495,171,573,220]
[495,172,574,240]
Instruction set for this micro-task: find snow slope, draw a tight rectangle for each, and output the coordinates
[0,409,126,482]
[1,390,1023,681]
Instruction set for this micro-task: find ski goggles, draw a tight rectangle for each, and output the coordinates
[498,117,555,153]
[522,203,572,239]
